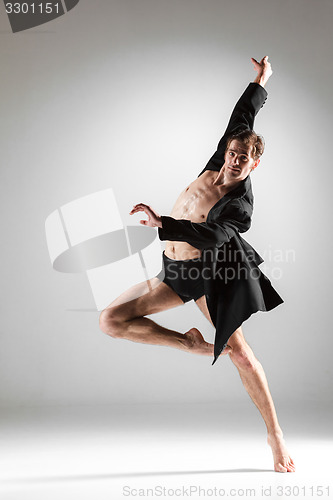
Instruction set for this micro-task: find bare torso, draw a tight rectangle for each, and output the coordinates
[164,170,229,260]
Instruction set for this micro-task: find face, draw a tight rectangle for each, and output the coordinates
[224,139,260,180]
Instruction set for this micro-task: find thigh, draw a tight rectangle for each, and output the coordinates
[104,276,185,321]
[195,295,213,324]
[195,295,246,348]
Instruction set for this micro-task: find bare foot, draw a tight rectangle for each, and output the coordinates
[267,432,296,472]
[184,328,232,356]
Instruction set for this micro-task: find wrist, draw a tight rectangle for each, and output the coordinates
[253,75,268,88]
[157,216,163,228]
[254,68,272,88]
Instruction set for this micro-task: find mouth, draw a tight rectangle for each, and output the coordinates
[228,166,241,172]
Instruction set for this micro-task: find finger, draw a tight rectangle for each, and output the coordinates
[140,220,148,225]
[251,57,260,69]
[133,204,148,212]
[132,203,147,210]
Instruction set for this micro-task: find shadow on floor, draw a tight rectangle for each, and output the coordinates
[2,468,274,484]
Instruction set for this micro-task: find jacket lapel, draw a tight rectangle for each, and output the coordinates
[207,175,253,222]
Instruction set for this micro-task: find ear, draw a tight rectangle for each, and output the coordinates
[251,158,260,171]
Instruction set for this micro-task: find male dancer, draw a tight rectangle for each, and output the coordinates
[99,56,295,473]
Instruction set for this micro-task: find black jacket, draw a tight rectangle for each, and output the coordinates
[158,82,284,365]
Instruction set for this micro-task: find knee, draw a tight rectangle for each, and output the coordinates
[99,307,124,338]
[229,346,257,372]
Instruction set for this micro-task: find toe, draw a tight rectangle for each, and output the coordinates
[285,460,295,472]
[275,463,287,473]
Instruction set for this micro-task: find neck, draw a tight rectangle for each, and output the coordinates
[212,166,242,191]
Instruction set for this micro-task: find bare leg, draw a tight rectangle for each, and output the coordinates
[195,295,295,473]
[99,277,215,356]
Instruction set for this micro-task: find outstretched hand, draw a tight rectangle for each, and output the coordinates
[251,55,273,87]
[129,203,163,228]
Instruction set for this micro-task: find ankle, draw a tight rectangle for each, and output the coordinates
[267,428,284,441]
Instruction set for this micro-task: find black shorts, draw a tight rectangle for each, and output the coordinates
[157,251,205,303]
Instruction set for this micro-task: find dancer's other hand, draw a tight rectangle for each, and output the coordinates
[130,203,162,228]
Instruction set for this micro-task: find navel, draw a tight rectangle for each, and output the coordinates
[201,214,205,219]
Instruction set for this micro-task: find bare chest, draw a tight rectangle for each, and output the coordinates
[170,171,226,222]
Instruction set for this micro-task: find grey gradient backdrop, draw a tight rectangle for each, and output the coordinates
[0,0,332,408]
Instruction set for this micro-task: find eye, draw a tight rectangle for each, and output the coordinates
[229,151,235,156]
[241,156,248,161]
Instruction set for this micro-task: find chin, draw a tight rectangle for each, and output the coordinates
[228,167,241,175]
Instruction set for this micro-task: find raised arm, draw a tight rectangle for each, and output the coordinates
[198,56,273,176]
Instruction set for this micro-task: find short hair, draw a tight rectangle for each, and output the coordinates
[226,130,265,160]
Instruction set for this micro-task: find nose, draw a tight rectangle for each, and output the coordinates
[234,156,240,165]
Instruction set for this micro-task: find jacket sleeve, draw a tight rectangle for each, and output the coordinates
[198,82,268,176]
[158,201,251,250]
